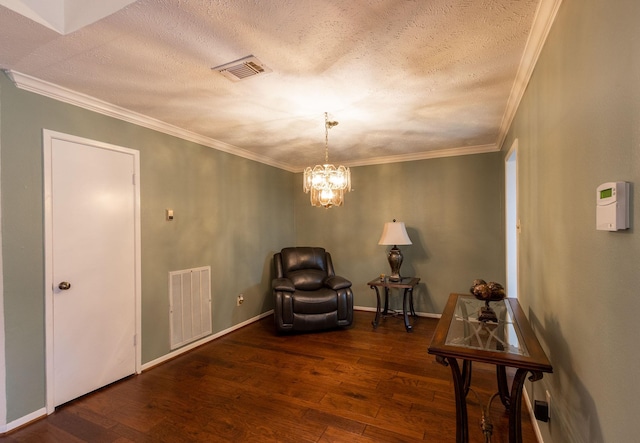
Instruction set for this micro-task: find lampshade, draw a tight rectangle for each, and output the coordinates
[378,221,412,246]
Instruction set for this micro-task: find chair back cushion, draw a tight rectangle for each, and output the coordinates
[280,247,328,291]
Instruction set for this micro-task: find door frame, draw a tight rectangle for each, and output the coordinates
[43,129,142,414]
[0,140,5,430]
[505,139,519,299]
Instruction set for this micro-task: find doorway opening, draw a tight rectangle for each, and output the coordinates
[505,139,519,299]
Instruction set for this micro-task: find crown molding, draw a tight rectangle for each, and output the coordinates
[4,70,298,172]
[496,0,564,150]
[336,143,499,171]
[6,0,561,177]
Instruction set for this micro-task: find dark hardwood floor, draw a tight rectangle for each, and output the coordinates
[4,311,538,442]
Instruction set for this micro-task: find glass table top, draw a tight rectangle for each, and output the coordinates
[445,296,529,357]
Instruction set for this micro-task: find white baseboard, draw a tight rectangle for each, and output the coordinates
[4,311,275,432]
[4,407,47,433]
[354,305,442,319]
[524,386,546,443]
[141,310,274,371]
[5,307,440,433]
[146,308,435,373]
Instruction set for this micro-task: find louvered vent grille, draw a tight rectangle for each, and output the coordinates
[228,61,264,79]
[213,55,272,81]
[169,266,212,350]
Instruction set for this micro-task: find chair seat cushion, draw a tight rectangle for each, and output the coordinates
[292,288,337,314]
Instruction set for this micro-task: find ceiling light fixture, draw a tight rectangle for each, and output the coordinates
[303,112,351,208]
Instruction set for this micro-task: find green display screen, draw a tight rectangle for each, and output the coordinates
[600,188,613,199]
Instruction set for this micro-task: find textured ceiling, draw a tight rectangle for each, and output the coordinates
[0,0,544,171]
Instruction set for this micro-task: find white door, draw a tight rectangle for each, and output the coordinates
[44,130,141,410]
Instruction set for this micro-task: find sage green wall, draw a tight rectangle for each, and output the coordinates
[503,0,640,441]
[0,73,294,422]
[294,153,506,314]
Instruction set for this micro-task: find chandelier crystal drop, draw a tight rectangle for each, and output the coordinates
[303,112,351,208]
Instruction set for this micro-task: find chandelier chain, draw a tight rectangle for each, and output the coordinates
[324,111,338,164]
[325,113,329,164]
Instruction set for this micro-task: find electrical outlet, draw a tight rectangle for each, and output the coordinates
[237,294,244,306]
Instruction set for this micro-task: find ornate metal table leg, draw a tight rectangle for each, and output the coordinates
[461,359,472,397]
[508,369,543,443]
[402,288,413,332]
[383,286,390,315]
[436,356,468,443]
[409,286,417,316]
[497,365,511,409]
[370,285,381,329]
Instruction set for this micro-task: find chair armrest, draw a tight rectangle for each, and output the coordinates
[272,278,295,292]
[325,275,352,290]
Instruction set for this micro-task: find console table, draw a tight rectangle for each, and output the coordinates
[367,277,420,332]
[428,293,552,443]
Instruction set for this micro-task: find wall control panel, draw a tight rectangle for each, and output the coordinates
[596,182,629,231]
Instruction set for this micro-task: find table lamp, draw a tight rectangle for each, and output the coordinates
[378,219,412,281]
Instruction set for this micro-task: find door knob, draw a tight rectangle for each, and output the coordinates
[58,281,71,290]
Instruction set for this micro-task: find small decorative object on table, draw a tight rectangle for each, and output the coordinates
[470,279,506,323]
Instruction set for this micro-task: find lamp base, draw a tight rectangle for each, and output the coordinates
[387,246,404,281]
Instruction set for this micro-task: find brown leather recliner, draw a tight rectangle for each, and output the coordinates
[273,247,354,333]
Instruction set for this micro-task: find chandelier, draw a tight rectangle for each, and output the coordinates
[303,112,351,208]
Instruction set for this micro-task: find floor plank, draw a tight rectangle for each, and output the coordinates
[4,311,539,442]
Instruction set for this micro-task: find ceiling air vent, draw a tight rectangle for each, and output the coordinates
[212,55,272,82]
